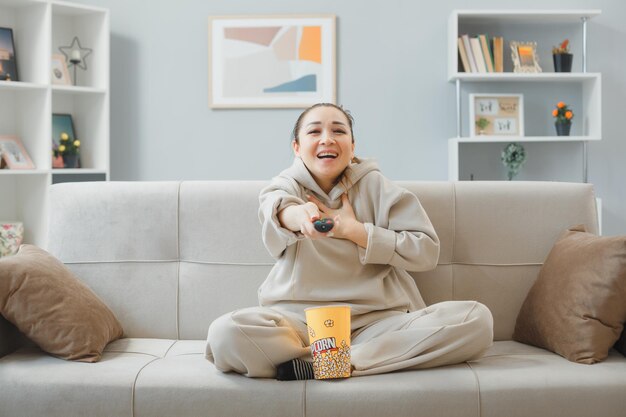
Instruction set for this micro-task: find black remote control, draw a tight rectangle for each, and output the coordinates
[313,218,334,233]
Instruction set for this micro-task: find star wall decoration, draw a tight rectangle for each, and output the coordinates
[59,36,93,70]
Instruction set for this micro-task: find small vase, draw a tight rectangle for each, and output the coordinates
[52,154,64,168]
[553,53,573,72]
[555,122,571,136]
[63,154,80,168]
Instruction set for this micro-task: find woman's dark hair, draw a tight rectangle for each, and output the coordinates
[291,103,355,144]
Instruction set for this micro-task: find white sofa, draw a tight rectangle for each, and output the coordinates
[1,180,625,417]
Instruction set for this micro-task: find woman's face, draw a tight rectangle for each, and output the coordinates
[293,106,355,191]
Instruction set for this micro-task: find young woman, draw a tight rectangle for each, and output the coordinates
[206,103,493,380]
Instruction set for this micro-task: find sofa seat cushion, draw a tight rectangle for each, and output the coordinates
[3,339,626,417]
[306,363,480,417]
[133,343,307,417]
[469,341,626,417]
[0,346,155,417]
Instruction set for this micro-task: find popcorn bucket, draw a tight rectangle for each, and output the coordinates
[305,305,351,379]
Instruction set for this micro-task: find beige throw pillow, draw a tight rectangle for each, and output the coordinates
[0,245,123,362]
[513,225,626,364]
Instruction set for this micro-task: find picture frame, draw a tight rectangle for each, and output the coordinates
[510,41,542,73]
[52,113,77,144]
[469,94,524,137]
[0,135,34,169]
[208,14,336,108]
[0,27,19,81]
[52,113,80,169]
[51,53,71,85]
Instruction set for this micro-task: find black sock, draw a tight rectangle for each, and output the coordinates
[276,359,315,381]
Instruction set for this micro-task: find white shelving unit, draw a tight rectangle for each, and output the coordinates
[0,0,109,248]
[448,9,601,181]
[448,9,602,232]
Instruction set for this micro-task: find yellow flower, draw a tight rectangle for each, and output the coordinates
[552,109,558,117]
[73,140,80,147]
[557,102,565,109]
[60,132,69,141]
[565,111,573,119]
[58,145,66,152]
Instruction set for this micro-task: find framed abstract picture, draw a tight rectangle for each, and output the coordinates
[469,94,524,137]
[208,15,336,108]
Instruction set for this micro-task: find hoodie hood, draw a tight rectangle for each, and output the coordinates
[279,157,380,201]
[278,157,380,200]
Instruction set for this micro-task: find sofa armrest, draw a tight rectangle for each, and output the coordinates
[0,316,27,358]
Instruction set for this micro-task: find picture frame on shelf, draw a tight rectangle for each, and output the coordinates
[52,113,80,169]
[0,135,34,169]
[469,94,524,137]
[0,27,19,81]
[51,53,71,85]
[510,41,542,73]
[208,15,336,108]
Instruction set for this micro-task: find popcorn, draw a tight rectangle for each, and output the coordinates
[312,339,351,379]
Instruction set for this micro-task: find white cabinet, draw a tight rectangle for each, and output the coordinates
[0,0,109,248]
[448,10,601,183]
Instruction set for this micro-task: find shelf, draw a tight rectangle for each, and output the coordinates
[0,81,48,91]
[450,136,601,144]
[51,168,107,174]
[0,0,109,248]
[0,169,49,175]
[0,0,44,7]
[453,9,601,24]
[51,0,108,15]
[52,85,107,95]
[449,72,600,83]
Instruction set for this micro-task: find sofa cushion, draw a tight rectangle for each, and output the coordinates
[0,244,123,362]
[2,339,626,417]
[468,341,626,417]
[306,363,480,417]
[0,346,156,417]
[512,226,626,364]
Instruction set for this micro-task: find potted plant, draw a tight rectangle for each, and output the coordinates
[552,101,574,136]
[552,39,573,72]
[475,117,490,135]
[501,142,527,180]
[56,132,81,168]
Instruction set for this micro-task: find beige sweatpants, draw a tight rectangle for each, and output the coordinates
[205,300,493,378]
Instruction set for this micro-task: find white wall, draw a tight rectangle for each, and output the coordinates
[71,0,626,235]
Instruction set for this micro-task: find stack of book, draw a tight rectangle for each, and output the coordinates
[458,34,504,73]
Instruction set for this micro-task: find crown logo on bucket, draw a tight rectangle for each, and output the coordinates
[305,306,351,379]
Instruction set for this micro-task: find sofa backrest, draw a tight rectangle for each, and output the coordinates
[48,181,598,341]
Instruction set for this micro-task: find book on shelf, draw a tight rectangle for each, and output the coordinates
[493,36,503,72]
[457,37,471,72]
[469,37,487,73]
[479,34,494,72]
[457,34,505,73]
[461,34,478,73]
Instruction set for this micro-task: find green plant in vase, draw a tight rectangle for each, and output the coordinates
[552,101,574,136]
[501,142,526,180]
[57,132,81,168]
[475,117,490,135]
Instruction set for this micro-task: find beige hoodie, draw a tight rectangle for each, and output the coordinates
[258,157,440,329]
